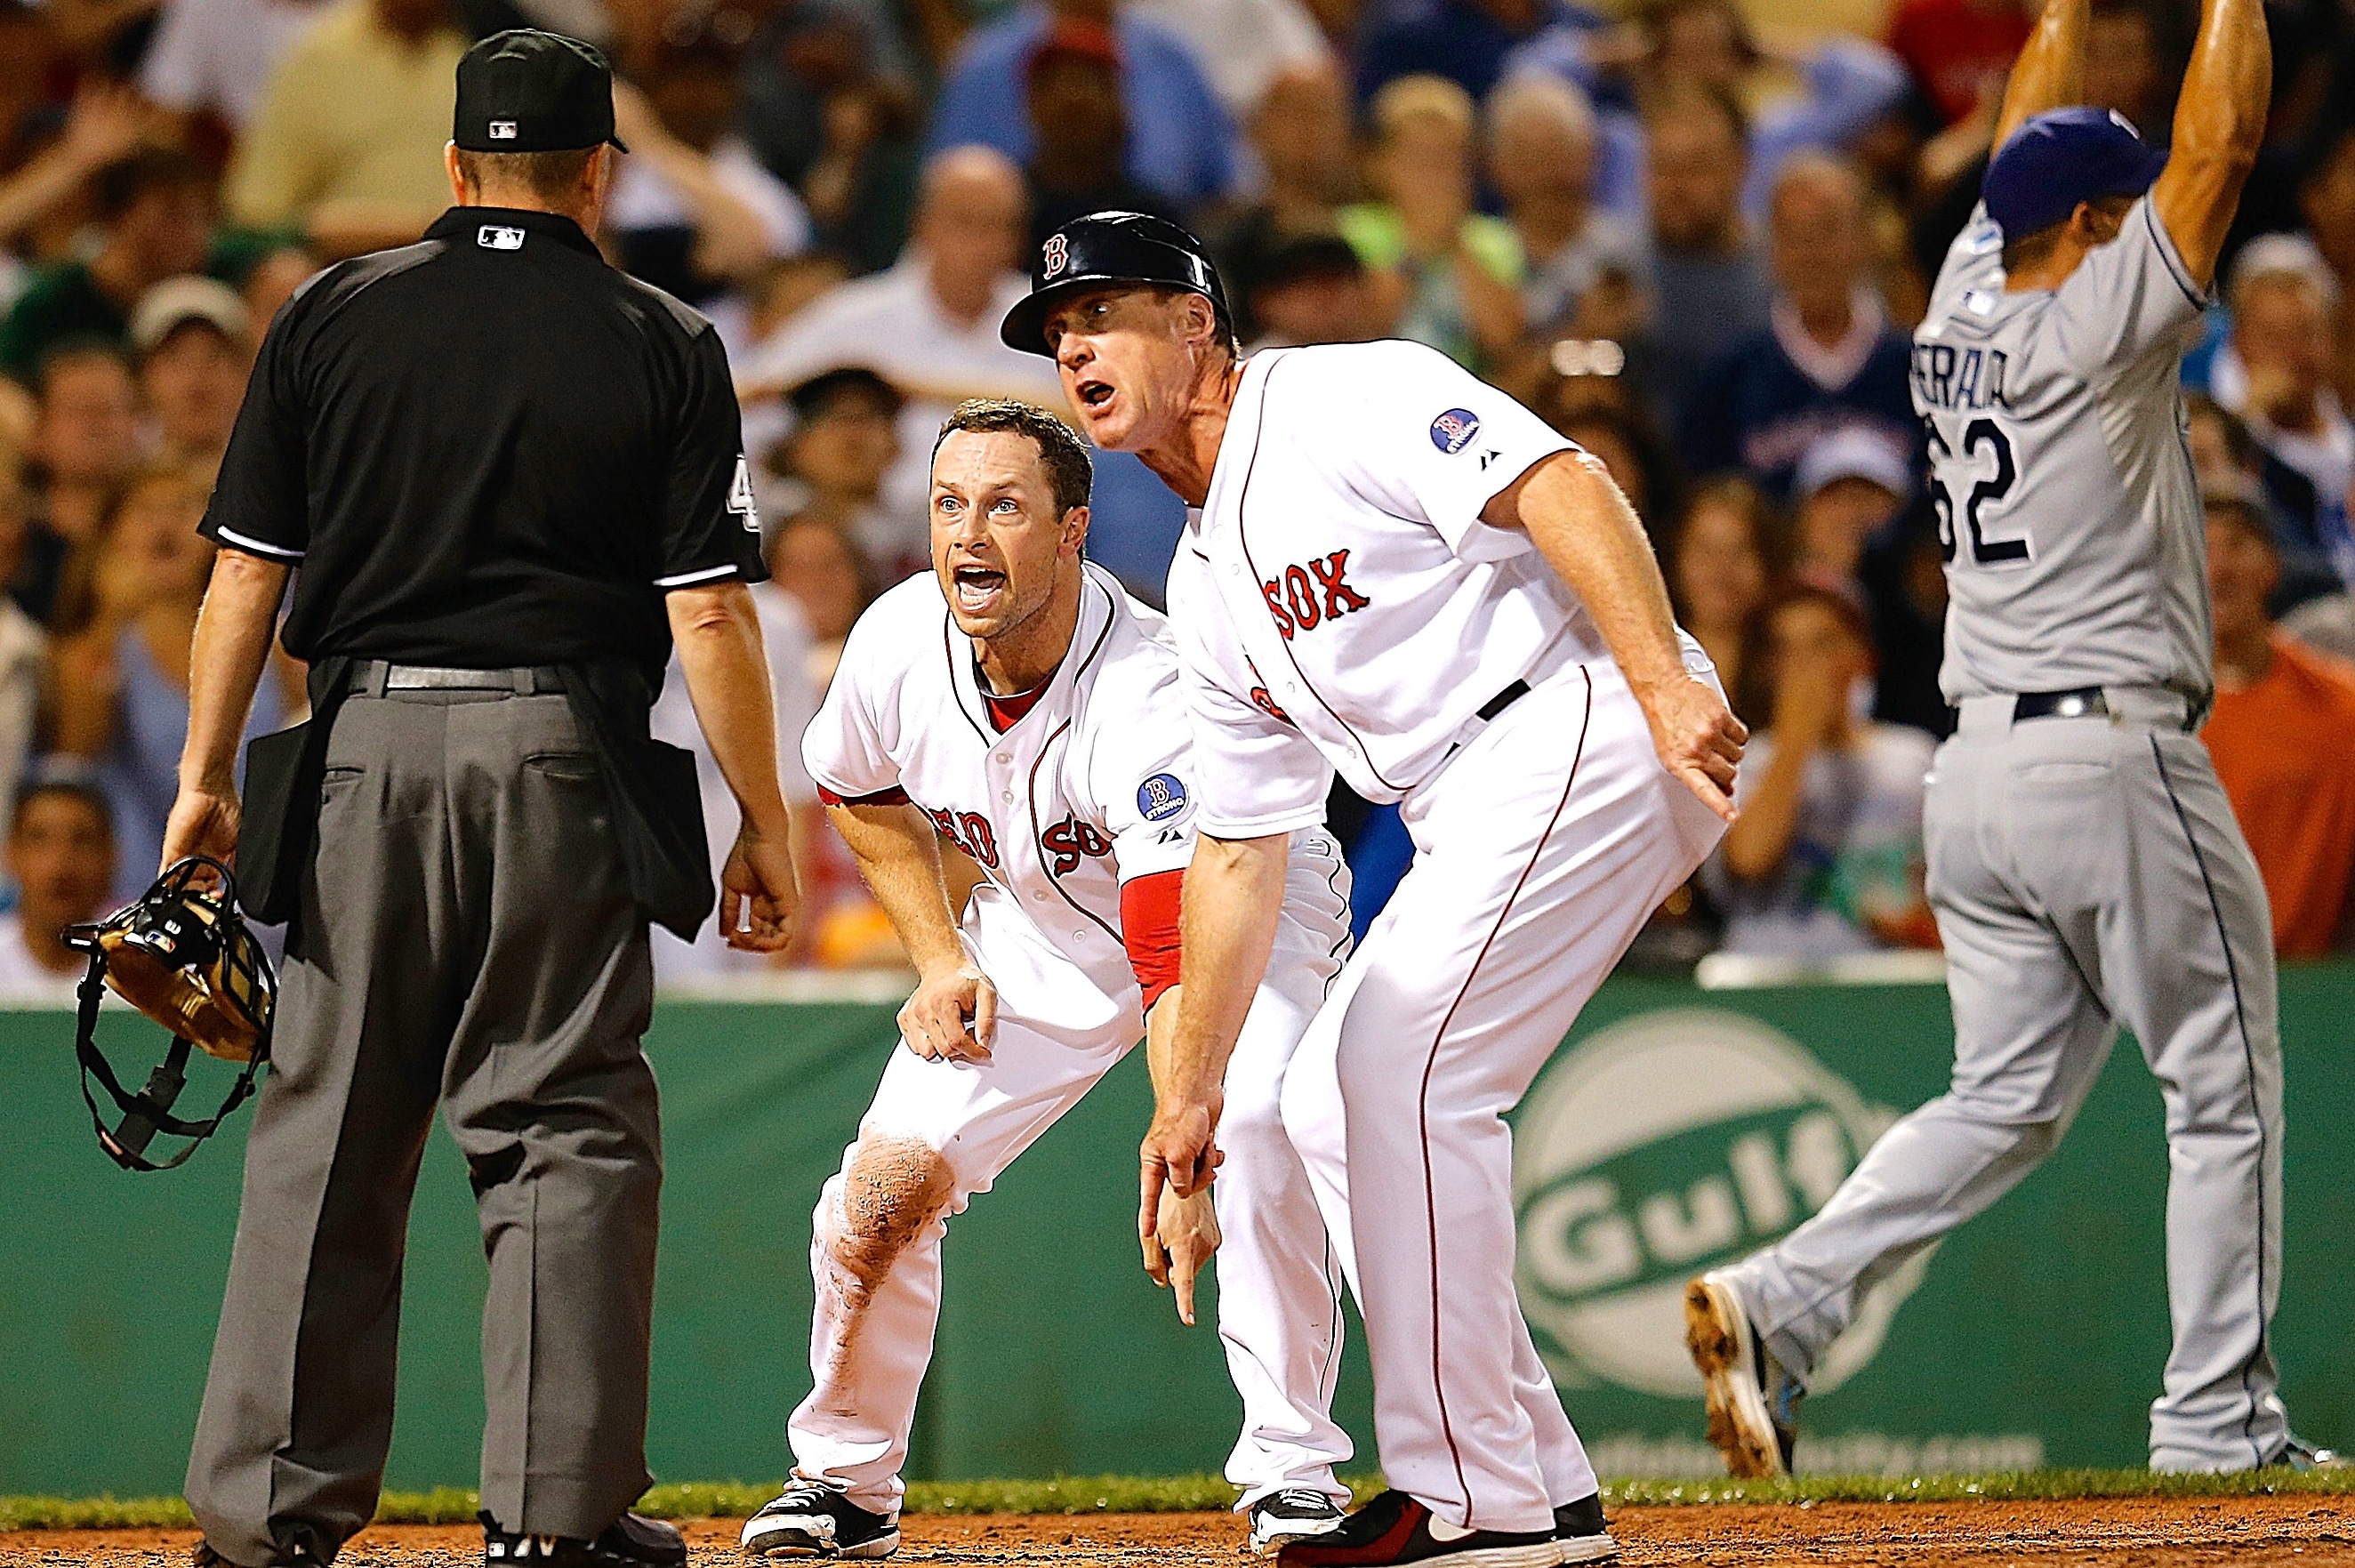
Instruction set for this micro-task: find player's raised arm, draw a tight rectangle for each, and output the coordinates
[830,800,998,1062]
[1484,450,1748,821]
[2151,0,2271,290]
[1992,0,2088,151]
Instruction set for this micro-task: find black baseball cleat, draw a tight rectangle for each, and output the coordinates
[1250,1488,1348,1553]
[480,1509,687,1566]
[739,1479,901,1559]
[1685,1271,1802,1477]
[1554,1492,1619,1564]
[1274,1489,1562,1567]
[195,1538,326,1568]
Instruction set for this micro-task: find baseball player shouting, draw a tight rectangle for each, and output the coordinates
[1687,0,2337,1477]
[741,399,1361,1560]
[1000,213,1745,1565]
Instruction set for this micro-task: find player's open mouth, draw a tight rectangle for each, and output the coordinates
[952,564,1007,613]
[1074,377,1114,413]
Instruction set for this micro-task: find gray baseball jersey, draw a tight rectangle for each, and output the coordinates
[1911,196,2211,704]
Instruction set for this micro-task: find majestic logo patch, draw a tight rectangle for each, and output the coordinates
[488,119,518,140]
[478,225,525,251]
[1430,408,1482,454]
[1137,774,1188,824]
[1042,233,1069,278]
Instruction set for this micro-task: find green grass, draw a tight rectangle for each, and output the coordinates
[8,1467,2354,1530]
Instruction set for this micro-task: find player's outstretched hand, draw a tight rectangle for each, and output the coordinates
[719,821,802,953]
[1636,671,1748,823]
[1143,1184,1222,1326]
[900,961,997,1063]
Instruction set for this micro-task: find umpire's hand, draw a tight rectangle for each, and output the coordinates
[719,820,801,952]
[161,784,242,871]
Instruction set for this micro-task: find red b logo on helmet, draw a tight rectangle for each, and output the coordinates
[1042,234,1068,278]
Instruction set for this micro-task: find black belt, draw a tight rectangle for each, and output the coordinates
[1478,679,1531,723]
[2012,687,2107,721]
[346,662,567,696]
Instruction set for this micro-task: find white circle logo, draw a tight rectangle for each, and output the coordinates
[1515,1008,1931,1397]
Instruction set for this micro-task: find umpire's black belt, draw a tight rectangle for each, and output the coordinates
[347,662,567,696]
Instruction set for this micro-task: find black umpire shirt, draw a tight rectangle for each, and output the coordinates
[201,205,766,684]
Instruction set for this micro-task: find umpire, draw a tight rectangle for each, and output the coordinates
[163,30,802,1568]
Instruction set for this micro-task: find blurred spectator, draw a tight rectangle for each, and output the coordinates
[225,0,468,259]
[1885,0,2029,128]
[1485,71,1644,336]
[0,147,213,384]
[742,146,1062,527]
[2183,390,2346,613]
[22,345,141,620]
[768,511,875,695]
[1244,234,1384,350]
[1356,0,1597,104]
[1338,74,1521,369]
[239,239,318,326]
[1708,583,1938,961]
[1641,84,1767,430]
[1205,59,1359,342]
[927,0,1240,213]
[0,778,116,1001]
[766,366,922,583]
[736,1,925,277]
[140,0,326,131]
[1681,153,1915,502]
[2297,124,2355,409]
[1665,473,1777,719]
[0,469,45,813]
[2203,484,2355,957]
[1022,17,1185,248]
[2206,236,2355,597]
[0,83,150,293]
[606,38,811,355]
[130,276,252,470]
[1789,425,1909,599]
[2082,0,2173,135]
[46,462,293,902]
[1127,0,1330,120]
[1858,496,1953,737]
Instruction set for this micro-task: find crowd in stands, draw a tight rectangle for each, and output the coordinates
[0,0,2352,993]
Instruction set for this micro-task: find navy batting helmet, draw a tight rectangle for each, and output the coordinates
[999,210,1233,357]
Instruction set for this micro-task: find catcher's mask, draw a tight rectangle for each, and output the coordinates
[64,856,276,1171]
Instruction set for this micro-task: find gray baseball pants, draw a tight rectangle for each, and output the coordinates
[185,683,663,1564]
[1719,690,2287,1471]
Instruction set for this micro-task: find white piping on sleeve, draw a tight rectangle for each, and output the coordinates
[654,562,740,588]
[212,526,306,562]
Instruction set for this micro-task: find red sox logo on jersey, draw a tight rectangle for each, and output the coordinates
[1042,234,1069,278]
[927,806,999,868]
[1041,815,1113,874]
[1261,549,1371,640]
[1243,656,1291,723]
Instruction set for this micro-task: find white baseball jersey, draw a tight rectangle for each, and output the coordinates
[1165,339,1627,837]
[803,561,1331,1041]
[1914,197,2213,704]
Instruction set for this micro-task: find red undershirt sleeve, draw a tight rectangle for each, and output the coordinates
[1121,868,1185,1012]
[817,784,912,808]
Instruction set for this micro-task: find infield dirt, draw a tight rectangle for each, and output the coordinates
[5,1497,2354,1566]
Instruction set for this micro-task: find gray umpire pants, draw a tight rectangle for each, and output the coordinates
[185,682,663,1564]
[1720,690,2287,1472]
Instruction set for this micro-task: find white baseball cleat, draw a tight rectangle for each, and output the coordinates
[740,1480,900,1559]
[1684,1271,1799,1478]
[1250,1489,1348,1554]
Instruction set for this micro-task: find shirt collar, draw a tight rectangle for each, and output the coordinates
[427,206,604,260]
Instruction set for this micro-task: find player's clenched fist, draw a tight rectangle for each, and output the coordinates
[899,961,998,1063]
[1636,671,1748,823]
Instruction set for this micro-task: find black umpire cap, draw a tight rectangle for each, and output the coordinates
[454,28,628,154]
[999,210,1232,356]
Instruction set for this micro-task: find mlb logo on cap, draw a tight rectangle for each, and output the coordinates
[489,120,518,139]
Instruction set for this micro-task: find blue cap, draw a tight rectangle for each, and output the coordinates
[1981,107,2167,241]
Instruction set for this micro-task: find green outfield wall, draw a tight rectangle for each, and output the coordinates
[4,964,2352,1496]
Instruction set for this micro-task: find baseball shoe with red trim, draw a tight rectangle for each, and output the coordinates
[1274,1490,1561,1567]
